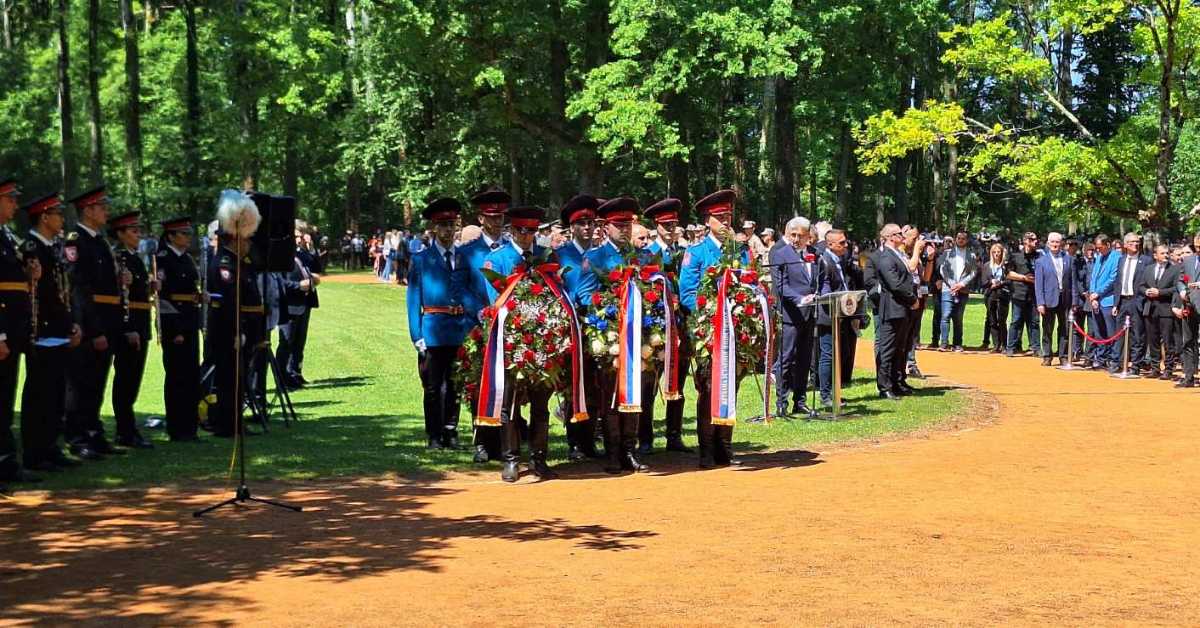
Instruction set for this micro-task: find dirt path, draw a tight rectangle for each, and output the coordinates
[2,344,1198,626]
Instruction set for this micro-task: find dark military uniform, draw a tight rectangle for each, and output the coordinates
[111,233,153,447]
[20,197,79,470]
[0,220,32,480]
[63,191,123,455]
[206,243,264,437]
[157,221,202,441]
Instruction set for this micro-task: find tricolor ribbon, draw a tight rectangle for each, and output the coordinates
[645,269,682,401]
[475,263,589,426]
[710,268,738,426]
[616,269,643,413]
[755,284,773,419]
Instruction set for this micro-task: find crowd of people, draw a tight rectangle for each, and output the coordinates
[0,180,324,492]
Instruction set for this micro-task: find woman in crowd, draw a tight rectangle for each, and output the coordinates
[983,242,1010,354]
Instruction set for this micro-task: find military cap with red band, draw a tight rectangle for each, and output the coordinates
[67,185,110,209]
[108,211,142,230]
[597,197,640,223]
[470,185,511,216]
[422,197,462,223]
[645,198,683,224]
[21,193,64,217]
[160,216,193,232]
[560,194,599,225]
[506,205,545,229]
[694,189,736,216]
[0,178,18,198]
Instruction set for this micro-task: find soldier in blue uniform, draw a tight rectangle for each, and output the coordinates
[584,197,651,474]
[0,180,42,484]
[678,189,748,468]
[554,194,601,461]
[482,205,560,482]
[461,185,511,463]
[639,198,693,455]
[407,198,485,450]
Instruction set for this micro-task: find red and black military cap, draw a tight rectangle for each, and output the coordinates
[644,198,683,225]
[108,211,142,230]
[21,193,64,218]
[559,194,599,226]
[506,205,545,230]
[596,197,640,223]
[67,185,110,210]
[694,189,736,217]
[422,197,463,223]
[469,185,512,216]
[0,178,18,198]
[160,216,193,232]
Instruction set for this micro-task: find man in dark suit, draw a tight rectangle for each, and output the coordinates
[816,228,860,409]
[1173,245,1200,387]
[770,217,817,417]
[1138,243,1179,378]
[1112,232,1149,373]
[873,224,916,400]
[1034,232,1075,366]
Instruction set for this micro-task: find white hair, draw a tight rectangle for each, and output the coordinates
[1047,231,1063,242]
[785,216,811,233]
[216,189,261,239]
[814,220,833,240]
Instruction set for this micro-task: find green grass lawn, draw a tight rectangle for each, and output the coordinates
[13,272,975,490]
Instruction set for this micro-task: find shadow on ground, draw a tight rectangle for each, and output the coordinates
[0,481,656,625]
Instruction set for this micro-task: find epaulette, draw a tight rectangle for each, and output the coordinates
[66,231,79,242]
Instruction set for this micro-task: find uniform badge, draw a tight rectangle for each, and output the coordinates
[682,251,691,266]
[219,267,233,282]
[64,245,78,262]
[483,260,492,271]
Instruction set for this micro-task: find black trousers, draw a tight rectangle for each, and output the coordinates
[162,330,201,440]
[840,318,858,383]
[566,360,603,453]
[111,332,149,438]
[639,356,689,446]
[277,308,311,380]
[1115,296,1146,365]
[776,319,814,412]
[65,338,113,445]
[1182,315,1199,379]
[1143,315,1177,370]
[1040,304,1069,358]
[693,363,735,464]
[875,314,910,393]
[21,345,68,465]
[500,385,550,462]
[418,346,460,440]
[985,295,1009,351]
[0,337,26,474]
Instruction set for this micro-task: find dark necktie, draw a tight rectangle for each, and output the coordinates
[1156,264,1163,282]
[522,251,533,268]
[444,250,453,271]
[490,241,500,251]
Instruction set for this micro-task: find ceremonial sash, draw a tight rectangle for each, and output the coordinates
[710,269,738,426]
[532,264,588,423]
[645,269,682,401]
[755,283,774,418]
[616,269,643,413]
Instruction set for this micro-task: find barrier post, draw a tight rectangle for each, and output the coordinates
[1058,308,1079,371]
[1111,315,1140,379]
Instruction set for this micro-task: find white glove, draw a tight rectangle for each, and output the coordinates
[414,339,427,353]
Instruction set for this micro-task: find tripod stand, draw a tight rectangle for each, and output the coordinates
[194,237,301,518]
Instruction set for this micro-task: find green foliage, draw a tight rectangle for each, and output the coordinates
[855,102,970,176]
[941,14,1051,83]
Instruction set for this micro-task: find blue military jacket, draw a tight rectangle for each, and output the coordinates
[482,242,551,303]
[461,234,509,306]
[407,242,484,347]
[679,234,750,312]
[554,240,598,308]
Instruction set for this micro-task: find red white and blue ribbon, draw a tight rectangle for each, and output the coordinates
[534,265,589,422]
[710,268,738,426]
[646,270,682,401]
[617,270,643,413]
[755,283,773,419]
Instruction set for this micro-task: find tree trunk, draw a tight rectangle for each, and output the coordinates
[56,0,77,198]
[235,0,256,190]
[773,74,796,220]
[1150,14,1176,229]
[930,144,943,230]
[182,0,200,215]
[86,0,103,186]
[758,76,775,190]
[507,135,522,205]
[119,0,143,202]
[834,121,851,223]
[282,119,299,198]
[1,0,11,50]
[546,0,568,209]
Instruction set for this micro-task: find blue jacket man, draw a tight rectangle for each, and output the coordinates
[1087,238,1120,368]
[1034,233,1075,364]
[407,198,485,450]
[554,194,600,309]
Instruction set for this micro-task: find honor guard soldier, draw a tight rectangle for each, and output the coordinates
[0,180,41,484]
[109,211,154,448]
[640,197,693,455]
[462,185,512,463]
[408,198,484,450]
[157,216,203,441]
[19,194,83,472]
[679,189,749,468]
[206,191,264,438]
[482,205,558,482]
[64,186,125,460]
[584,197,652,474]
[554,194,601,461]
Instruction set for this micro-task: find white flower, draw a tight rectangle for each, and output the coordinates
[649,333,664,347]
[606,331,617,342]
[608,344,620,356]
[590,338,605,355]
[641,345,654,360]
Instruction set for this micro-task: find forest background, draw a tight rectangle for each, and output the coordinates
[1,0,1198,237]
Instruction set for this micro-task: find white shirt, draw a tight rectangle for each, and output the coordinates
[482,233,507,251]
[1122,256,1138,296]
[1052,253,1064,285]
[77,222,98,237]
[432,240,457,270]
